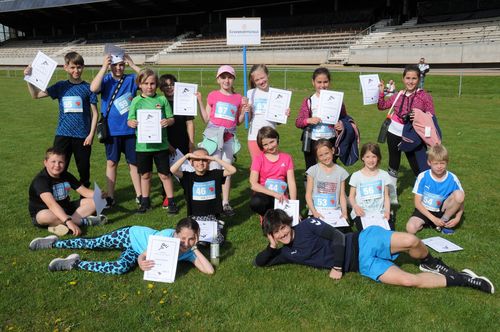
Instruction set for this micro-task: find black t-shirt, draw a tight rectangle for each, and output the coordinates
[166,99,194,154]
[180,169,225,217]
[28,168,81,217]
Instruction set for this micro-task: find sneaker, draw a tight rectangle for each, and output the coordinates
[86,214,108,226]
[29,235,58,250]
[387,174,398,205]
[48,253,80,272]
[48,224,69,237]
[441,227,455,235]
[419,257,453,276]
[167,204,179,215]
[137,202,151,214]
[104,197,116,209]
[461,269,495,294]
[222,203,235,217]
[135,195,142,205]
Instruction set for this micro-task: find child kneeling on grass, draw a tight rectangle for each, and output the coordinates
[29,147,107,237]
[406,144,464,235]
[29,217,214,275]
[254,209,493,294]
[170,147,237,243]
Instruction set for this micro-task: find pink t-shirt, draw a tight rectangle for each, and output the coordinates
[251,152,294,186]
[207,90,242,128]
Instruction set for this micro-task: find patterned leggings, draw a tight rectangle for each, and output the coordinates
[53,227,139,275]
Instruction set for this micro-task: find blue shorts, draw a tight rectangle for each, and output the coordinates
[105,135,137,164]
[358,226,399,282]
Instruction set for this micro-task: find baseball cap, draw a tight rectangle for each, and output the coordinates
[216,65,236,78]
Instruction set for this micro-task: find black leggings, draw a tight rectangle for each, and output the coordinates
[386,132,420,176]
[249,193,275,216]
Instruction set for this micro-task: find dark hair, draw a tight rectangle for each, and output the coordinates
[256,126,280,150]
[159,74,177,89]
[64,52,84,66]
[249,64,269,89]
[175,217,200,235]
[136,68,158,87]
[312,67,330,81]
[360,142,382,166]
[314,138,335,157]
[45,147,66,161]
[403,65,421,78]
[262,209,293,236]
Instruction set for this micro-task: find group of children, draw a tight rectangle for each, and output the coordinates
[24,53,493,294]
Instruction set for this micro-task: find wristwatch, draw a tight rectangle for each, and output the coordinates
[63,217,72,226]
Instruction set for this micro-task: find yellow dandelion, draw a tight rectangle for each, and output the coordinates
[147,283,154,289]
[68,280,78,286]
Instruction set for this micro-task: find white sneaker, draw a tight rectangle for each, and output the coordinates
[388,175,398,205]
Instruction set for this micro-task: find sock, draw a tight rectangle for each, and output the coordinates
[80,217,89,226]
[420,253,433,264]
[445,272,465,287]
[441,215,450,223]
[168,197,175,206]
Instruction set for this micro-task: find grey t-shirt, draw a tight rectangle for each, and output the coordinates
[306,163,349,210]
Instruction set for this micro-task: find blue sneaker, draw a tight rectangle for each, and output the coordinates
[442,228,455,235]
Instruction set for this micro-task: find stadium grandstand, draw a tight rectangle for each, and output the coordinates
[0,0,499,66]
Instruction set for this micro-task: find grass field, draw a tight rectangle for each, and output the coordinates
[0,66,499,331]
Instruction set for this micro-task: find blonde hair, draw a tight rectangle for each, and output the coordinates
[136,68,158,87]
[427,144,449,162]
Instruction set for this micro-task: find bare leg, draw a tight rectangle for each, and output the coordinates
[406,216,426,234]
[223,176,231,203]
[72,198,96,224]
[140,172,152,199]
[105,160,118,198]
[379,265,446,288]
[35,210,63,227]
[390,232,428,259]
[128,164,142,197]
[159,173,174,198]
[442,190,464,220]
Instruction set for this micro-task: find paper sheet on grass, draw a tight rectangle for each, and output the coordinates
[422,236,463,253]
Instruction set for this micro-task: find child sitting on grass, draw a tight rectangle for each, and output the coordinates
[28,147,107,237]
[406,144,464,234]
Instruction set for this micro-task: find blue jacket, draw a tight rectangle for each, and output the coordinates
[336,115,360,166]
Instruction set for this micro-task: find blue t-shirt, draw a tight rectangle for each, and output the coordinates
[47,80,98,138]
[413,170,463,212]
[100,73,137,136]
[129,226,196,262]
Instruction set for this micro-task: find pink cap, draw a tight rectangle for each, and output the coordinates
[216,65,236,78]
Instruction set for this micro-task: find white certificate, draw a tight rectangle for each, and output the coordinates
[24,51,57,92]
[318,90,344,124]
[274,199,300,226]
[361,211,390,230]
[359,74,380,105]
[318,208,349,228]
[93,182,107,216]
[198,220,218,244]
[264,88,292,124]
[144,236,180,283]
[173,82,198,116]
[422,237,463,253]
[137,109,162,143]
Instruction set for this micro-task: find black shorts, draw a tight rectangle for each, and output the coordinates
[136,150,171,175]
[31,200,80,227]
[411,208,444,228]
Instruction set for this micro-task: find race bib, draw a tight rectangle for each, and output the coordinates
[313,193,336,208]
[192,180,216,201]
[52,182,71,201]
[311,123,335,140]
[253,98,268,115]
[113,92,133,115]
[265,179,287,194]
[62,96,83,113]
[214,101,237,121]
[359,180,383,200]
[422,192,445,212]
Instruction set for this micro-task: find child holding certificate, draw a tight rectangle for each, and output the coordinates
[246,64,290,161]
[127,69,176,214]
[305,139,349,226]
[199,65,249,217]
[249,127,297,220]
[295,67,359,183]
[348,143,393,231]
[29,218,214,275]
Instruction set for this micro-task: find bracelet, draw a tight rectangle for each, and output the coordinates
[332,267,342,272]
[191,245,198,251]
[63,217,72,226]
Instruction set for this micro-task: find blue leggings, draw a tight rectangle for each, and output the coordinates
[53,227,139,275]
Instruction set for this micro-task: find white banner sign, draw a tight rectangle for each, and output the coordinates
[226,18,261,46]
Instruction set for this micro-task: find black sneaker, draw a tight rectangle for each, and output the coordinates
[135,195,142,205]
[419,257,453,276]
[221,203,235,217]
[167,204,179,215]
[104,197,116,209]
[461,269,495,294]
[137,204,151,214]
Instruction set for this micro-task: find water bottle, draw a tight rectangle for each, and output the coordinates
[302,126,312,153]
[210,240,219,266]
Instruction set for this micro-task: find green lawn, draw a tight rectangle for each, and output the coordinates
[0,67,499,331]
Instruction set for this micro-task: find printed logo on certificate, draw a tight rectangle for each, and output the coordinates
[264,88,291,124]
[318,90,344,125]
[359,74,380,105]
[137,109,162,143]
[173,82,198,116]
[144,236,180,283]
[24,51,58,92]
[198,220,218,243]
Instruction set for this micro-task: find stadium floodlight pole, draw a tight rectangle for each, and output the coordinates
[243,45,248,129]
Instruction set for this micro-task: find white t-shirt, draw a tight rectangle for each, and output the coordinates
[349,169,391,219]
[247,88,276,141]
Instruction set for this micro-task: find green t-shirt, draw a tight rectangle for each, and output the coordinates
[128,94,173,152]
